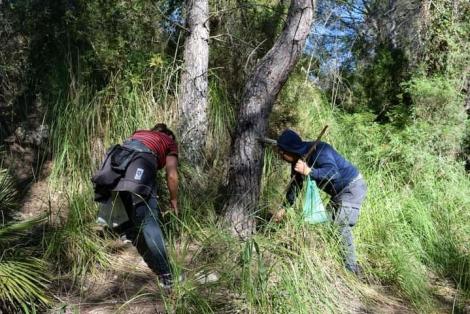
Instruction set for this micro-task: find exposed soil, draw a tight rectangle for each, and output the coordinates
[49,241,167,314]
[18,161,66,220]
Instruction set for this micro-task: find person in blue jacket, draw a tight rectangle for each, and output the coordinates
[274,129,367,275]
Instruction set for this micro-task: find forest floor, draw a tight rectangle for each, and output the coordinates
[18,169,469,314]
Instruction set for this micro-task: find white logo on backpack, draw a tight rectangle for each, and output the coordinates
[134,168,144,180]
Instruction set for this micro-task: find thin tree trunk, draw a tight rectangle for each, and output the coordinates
[222,0,314,238]
[178,0,209,167]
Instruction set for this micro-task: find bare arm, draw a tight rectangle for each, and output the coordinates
[165,155,178,213]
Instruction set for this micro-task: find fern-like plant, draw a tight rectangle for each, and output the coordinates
[0,168,18,219]
[0,216,50,313]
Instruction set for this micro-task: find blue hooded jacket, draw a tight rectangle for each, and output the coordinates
[277,129,359,200]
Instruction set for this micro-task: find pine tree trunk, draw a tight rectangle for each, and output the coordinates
[222,0,314,238]
[178,0,209,167]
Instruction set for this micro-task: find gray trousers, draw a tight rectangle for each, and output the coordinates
[330,176,367,270]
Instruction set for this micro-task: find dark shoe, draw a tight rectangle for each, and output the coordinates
[346,263,357,273]
[158,273,173,290]
[346,264,365,280]
[158,273,184,290]
[120,234,132,245]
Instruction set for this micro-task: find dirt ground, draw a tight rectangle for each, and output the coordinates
[49,242,167,314]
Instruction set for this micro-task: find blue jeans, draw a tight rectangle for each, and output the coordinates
[119,191,171,276]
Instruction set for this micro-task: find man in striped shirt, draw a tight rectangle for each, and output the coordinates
[92,123,179,289]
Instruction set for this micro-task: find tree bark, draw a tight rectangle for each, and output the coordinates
[222,0,314,238]
[178,0,209,167]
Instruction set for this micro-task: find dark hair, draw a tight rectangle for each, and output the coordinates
[151,123,176,140]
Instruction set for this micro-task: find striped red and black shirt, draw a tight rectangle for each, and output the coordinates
[129,130,178,169]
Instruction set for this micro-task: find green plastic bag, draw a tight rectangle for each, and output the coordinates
[303,177,329,224]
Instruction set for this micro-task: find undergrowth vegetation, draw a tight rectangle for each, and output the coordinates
[1,0,469,312]
[36,68,468,313]
[0,169,51,312]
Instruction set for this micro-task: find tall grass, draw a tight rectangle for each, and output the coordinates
[45,66,179,280]
[43,186,109,281]
[42,66,470,312]
[50,72,176,182]
[272,75,470,309]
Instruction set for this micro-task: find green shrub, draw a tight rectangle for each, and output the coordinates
[403,76,466,156]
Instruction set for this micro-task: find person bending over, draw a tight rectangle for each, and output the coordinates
[274,129,367,275]
[92,123,178,288]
